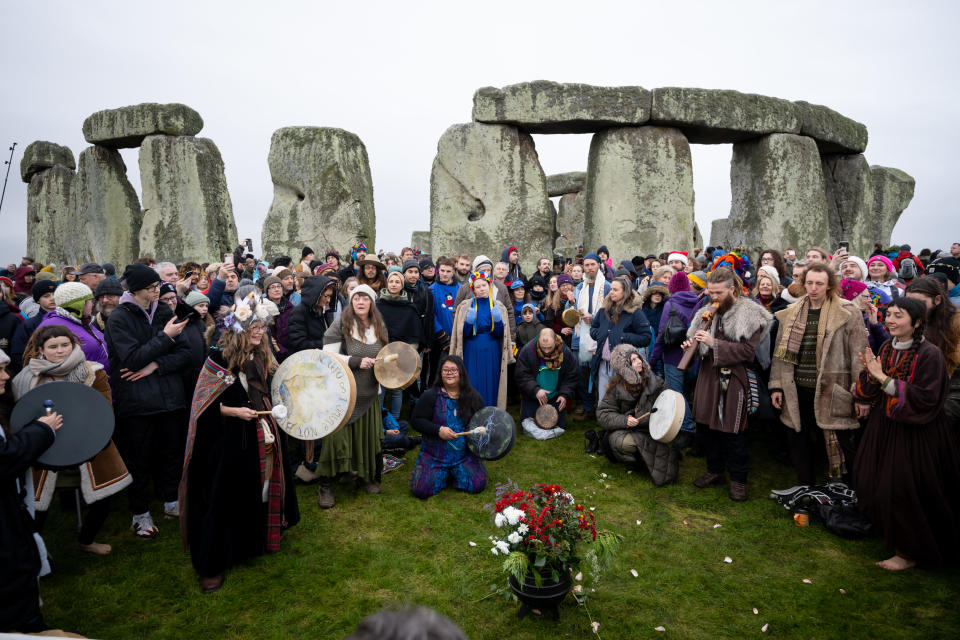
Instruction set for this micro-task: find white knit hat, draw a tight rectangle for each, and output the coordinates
[349,283,377,302]
[54,281,94,310]
[840,256,868,281]
[757,265,780,283]
[472,255,493,271]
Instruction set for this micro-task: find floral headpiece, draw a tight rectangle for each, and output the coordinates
[469,270,492,287]
[216,292,272,334]
[350,241,367,261]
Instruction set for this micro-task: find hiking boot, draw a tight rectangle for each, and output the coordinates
[729,481,748,502]
[317,483,335,509]
[584,430,599,454]
[693,472,725,489]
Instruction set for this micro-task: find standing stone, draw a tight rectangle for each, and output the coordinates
[473,81,651,134]
[70,146,143,265]
[83,103,204,148]
[25,165,75,265]
[693,222,704,250]
[871,166,915,247]
[555,192,585,258]
[139,136,237,263]
[710,218,731,248]
[822,154,873,255]
[20,141,76,183]
[584,126,696,262]
[727,133,830,255]
[430,123,553,273]
[260,127,375,261]
[794,101,868,154]
[411,231,431,254]
[546,172,587,197]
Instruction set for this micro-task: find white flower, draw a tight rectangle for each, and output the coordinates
[494,513,507,528]
[517,523,529,535]
[495,540,510,555]
[507,531,522,545]
[503,506,523,526]
[490,547,499,556]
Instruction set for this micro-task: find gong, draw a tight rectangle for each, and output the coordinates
[374,342,422,390]
[562,308,581,327]
[465,407,516,461]
[10,382,114,469]
[271,349,357,440]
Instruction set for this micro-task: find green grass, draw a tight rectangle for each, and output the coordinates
[37,415,960,640]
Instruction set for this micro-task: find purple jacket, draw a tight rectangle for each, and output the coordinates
[650,291,699,367]
[37,308,110,374]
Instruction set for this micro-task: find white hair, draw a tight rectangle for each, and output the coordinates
[155,261,177,274]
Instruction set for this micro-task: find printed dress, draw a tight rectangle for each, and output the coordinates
[409,388,486,498]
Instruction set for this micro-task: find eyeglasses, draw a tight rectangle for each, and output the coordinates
[145,283,161,292]
[441,368,459,375]
[249,325,266,333]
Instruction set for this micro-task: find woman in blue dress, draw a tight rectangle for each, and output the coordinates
[409,355,487,498]
[450,271,512,409]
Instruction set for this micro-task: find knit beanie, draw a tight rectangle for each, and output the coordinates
[840,256,868,281]
[867,255,895,275]
[668,271,691,294]
[688,271,707,290]
[419,256,435,271]
[556,273,574,288]
[840,278,868,301]
[31,280,57,302]
[123,263,161,292]
[757,265,780,283]
[35,271,57,282]
[54,282,93,318]
[185,290,210,307]
[584,252,601,263]
[302,246,315,259]
[386,267,404,284]
[94,277,124,298]
[262,275,282,291]
[402,259,420,273]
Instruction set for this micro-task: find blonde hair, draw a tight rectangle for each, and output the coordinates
[752,271,781,297]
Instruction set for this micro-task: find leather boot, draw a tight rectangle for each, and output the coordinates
[693,472,725,488]
[729,481,748,502]
[200,573,224,593]
[317,481,335,509]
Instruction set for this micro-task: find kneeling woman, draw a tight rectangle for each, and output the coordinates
[12,325,131,555]
[596,344,678,487]
[852,297,960,570]
[179,296,299,593]
[410,355,487,498]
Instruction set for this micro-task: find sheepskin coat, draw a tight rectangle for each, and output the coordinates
[768,295,868,432]
[688,296,773,434]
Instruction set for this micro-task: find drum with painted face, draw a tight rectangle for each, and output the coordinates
[465,407,516,461]
[271,349,357,440]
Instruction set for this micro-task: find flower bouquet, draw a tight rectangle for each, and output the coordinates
[488,482,619,619]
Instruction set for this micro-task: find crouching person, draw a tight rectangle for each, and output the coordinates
[409,355,487,498]
[596,344,678,487]
[515,328,578,429]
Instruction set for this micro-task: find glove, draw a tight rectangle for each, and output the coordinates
[491,305,502,325]
[465,307,477,325]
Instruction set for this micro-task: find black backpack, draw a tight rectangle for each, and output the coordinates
[661,307,687,347]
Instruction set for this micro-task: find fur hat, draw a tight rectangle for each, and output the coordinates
[610,343,644,385]
[54,282,93,317]
[642,283,670,305]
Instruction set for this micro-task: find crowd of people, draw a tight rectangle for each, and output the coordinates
[2,237,960,632]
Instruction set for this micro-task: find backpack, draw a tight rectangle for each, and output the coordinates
[661,307,687,347]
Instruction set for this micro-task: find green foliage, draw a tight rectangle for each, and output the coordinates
[502,551,530,585]
[33,418,960,639]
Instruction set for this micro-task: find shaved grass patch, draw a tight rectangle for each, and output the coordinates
[37,416,960,639]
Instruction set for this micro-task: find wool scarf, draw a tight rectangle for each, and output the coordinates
[537,342,564,370]
[12,347,90,399]
[575,271,606,354]
[773,296,834,365]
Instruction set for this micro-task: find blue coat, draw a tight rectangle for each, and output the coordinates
[588,296,651,381]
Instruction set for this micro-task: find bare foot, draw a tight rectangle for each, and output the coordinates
[876,554,915,570]
[79,541,112,555]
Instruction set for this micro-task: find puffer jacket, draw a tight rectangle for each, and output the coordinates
[588,291,651,382]
[104,293,193,418]
[287,276,336,354]
[596,351,677,486]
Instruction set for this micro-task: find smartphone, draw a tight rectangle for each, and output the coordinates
[224,254,233,265]
[838,241,850,252]
[183,271,195,278]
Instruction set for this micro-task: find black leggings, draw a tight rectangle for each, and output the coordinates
[35,496,111,545]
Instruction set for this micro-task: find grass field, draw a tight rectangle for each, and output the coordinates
[37,414,960,640]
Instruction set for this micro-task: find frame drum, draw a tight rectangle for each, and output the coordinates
[271,349,357,440]
[648,389,685,443]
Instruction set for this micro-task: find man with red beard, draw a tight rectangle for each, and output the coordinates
[682,267,773,501]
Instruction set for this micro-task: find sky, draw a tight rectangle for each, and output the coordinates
[1,0,957,263]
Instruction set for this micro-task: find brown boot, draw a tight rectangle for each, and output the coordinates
[200,573,224,593]
[317,482,335,508]
[693,472,725,488]
[729,481,747,502]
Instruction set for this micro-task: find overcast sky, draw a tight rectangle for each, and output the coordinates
[1,0,956,264]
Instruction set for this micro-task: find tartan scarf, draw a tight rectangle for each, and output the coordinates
[774,295,833,365]
[243,356,286,552]
[536,342,563,370]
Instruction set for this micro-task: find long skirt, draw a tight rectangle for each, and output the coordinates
[314,405,383,483]
[463,331,501,407]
